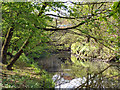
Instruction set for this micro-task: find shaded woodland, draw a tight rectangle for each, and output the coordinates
[1,1,120,89]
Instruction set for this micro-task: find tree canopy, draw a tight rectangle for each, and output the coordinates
[1,1,120,70]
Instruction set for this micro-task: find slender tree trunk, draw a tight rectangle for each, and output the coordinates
[6,2,48,70]
[1,27,14,64]
[7,37,30,70]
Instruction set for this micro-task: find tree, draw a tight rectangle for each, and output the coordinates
[111,1,120,56]
[2,2,49,69]
[2,1,119,70]
[1,2,71,70]
[45,2,117,60]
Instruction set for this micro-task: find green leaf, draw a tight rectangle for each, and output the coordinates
[80,61,89,67]
[95,9,99,13]
[98,17,103,21]
[103,17,107,21]
[37,7,40,10]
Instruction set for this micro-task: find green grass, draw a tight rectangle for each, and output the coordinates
[1,62,55,88]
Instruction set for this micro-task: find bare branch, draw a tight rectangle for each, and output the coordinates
[45,14,90,19]
[45,9,112,20]
[43,14,111,31]
[71,2,113,5]
[76,65,112,89]
[43,20,87,31]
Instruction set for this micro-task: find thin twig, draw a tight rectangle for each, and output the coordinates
[75,65,112,89]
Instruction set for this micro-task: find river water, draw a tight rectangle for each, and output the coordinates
[37,51,120,89]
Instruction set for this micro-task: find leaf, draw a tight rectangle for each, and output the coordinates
[98,17,103,21]
[80,61,89,67]
[103,17,107,21]
[95,9,99,13]
[37,7,40,10]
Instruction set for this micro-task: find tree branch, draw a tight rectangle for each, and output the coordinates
[71,2,113,5]
[45,9,110,19]
[45,14,91,19]
[38,2,48,16]
[43,14,111,31]
[43,20,89,31]
[76,65,112,89]
[43,9,112,31]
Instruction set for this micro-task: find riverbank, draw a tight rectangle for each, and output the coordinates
[52,60,120,89]
[1,62,54,88]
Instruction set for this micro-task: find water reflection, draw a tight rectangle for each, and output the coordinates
[54,55,120,89]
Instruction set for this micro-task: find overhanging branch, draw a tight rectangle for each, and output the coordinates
[45,14,91,19]
[42,14,111,31]
[71,2,113,5]
[45,9,111,19]
[43,20,88,31]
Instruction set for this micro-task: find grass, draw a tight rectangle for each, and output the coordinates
[1,61,55,88]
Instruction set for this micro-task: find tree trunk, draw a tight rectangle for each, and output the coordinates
[7,37,29,70]
[1,27,14,64]
[6,2,48,70]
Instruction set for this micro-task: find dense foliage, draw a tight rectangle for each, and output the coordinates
[1,1,120,89]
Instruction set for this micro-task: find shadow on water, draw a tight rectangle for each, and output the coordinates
[36,51,120,88]
[60,55,120,88]
[37,50,71,72]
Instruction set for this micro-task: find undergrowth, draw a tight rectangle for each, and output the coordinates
[2,54,55,88]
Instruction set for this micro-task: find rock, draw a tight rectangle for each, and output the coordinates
[55,77,86,88]
[52,74,61,82]
[52,74,87,89]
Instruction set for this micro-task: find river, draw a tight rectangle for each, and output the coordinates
[37,51,120,89]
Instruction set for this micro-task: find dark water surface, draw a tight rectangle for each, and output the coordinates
[37,52,120,88]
